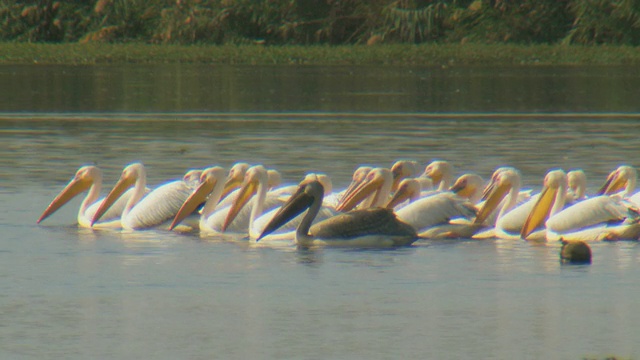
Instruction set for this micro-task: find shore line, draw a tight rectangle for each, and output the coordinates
[2,43,640,66]
[2,112,640,122]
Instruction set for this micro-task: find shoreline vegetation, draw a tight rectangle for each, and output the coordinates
[2,0,639,66]
[2,43,640,66]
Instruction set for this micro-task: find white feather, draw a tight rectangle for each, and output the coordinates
[123,180,195,230]
[395,192,476,233]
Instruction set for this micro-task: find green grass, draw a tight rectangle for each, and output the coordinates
[1,42,640,66]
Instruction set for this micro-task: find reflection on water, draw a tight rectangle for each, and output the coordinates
[1,64,640,359]
[2,64,640,113]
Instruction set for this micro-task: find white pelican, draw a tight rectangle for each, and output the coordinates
[519,169,569,240]
[385,159,454,212]
[257,179,418,248]
[390,160,420,192]
[473,167,535,239]
[262,169,300,199]
[250,173,339,241]
[90,162,201,230]
[170,164,255,236]
[181,165,284,237]
[385,177,434,210]
[338,165,373,206]
[410,174,485,239]
[338,166,475,234]
[449,173,485,204]
[384,174,475,211]
[597,165,636,198]
[515,169,586,241]
[544,195,640,242]
[567,169,588,203]
[219,165,288,236]
[221,166,290,207]
[37,165,136,228]
[475,167,532,229]
[392,188,476,235]
[422,160,454,191]
[336,167,393,212]
[169,166,228,232]
[382,174,482,239]
[217,162,250,208]
[543,166,640,242]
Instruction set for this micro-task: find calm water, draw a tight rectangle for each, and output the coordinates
[1,64,640,359]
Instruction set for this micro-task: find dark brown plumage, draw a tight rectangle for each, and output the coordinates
[259,180,418,247]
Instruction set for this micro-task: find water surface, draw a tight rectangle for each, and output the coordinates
[1,64,639,359]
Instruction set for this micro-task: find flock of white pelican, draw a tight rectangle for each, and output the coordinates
[37,160,640,255]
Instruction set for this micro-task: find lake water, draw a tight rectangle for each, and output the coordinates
[1,64,639,359]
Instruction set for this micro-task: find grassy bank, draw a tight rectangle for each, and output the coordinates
[1,43,640,66]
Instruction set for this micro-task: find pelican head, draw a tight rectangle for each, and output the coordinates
[474,167,521,225]
[258,179,323,242]
[90,162,145,226]
[221,162,250,200]
[598,165,636,197]
[391,160,419,192]
[267,169,282,190]
[183,169,203,182]
[337,168,392,212]
[385,178,421,209]
[170,166,226,230]
[303,173,333,195]
[37,165,101,224]
[182,169,203,186]
[481,167,517,201]
[567,169,587,201]
[450,173,484,204]
[339,166,373,205]
[222,165,268,232]
[520,169,567,239]
[422,160,453,190]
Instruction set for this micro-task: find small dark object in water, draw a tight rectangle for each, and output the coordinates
[560,240,592,264]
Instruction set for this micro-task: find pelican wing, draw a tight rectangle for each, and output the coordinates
[322,192,341,210]
[201,204,231,233]
[310,208,416,240]
[546,195,632,234]
[395,193,476,232]
[495,194,539,234]
[123,181,193,229]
